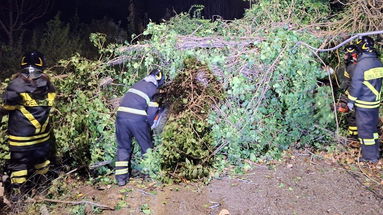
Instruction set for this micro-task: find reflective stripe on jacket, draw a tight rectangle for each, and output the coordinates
[118,79,158,118]
[347,53,383,109]
[2,75,56,151]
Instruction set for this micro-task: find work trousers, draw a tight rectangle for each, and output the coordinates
[8,145,50,186]
[355,107,380,161]
[115,115,153,181]
[346,110,358,137]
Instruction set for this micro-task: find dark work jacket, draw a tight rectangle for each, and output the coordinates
[347,53,383,109]
[2,74,56,151]
[342,63,357,92]
[118,78,159,122]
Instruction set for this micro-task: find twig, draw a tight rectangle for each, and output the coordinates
[356,151,382,186]
[295,30,383,52]
[136,188,155,196]
[311,51,340,136]
[33,198,114,210]
[337,161,383,201]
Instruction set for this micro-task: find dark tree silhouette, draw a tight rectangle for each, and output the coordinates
[0,0,52,46]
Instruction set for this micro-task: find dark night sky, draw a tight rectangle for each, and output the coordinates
[0,0,249,47]
[51,0,249,24]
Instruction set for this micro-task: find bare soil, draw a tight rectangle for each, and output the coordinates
[3,152,383,215]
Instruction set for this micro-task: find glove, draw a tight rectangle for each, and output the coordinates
[347,102,354,111]
[336,102,349,113]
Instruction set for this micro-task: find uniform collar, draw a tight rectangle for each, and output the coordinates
[143,75,158,87]
[358,52,377,61]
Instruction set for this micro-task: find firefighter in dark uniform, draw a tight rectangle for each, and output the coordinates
[341,45,359,137]
[0,51,56,200]
[347,36,383,162]
[115,69,164,186]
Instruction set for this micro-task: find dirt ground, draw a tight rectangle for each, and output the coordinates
[2,151,383,215]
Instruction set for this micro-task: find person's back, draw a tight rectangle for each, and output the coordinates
[347,36,383,162]
[1,51,56,202]
[5,73,56,151]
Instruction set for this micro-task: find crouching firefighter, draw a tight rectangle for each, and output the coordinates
[1,51,56,201]
[339,45,360,138]
[115,69,165,186]
[347,36,383,162]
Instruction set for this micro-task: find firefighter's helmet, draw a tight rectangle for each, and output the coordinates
[20,51,45,79]
[149,69,165,87]
[20,51,46,70]
[343,44,359,65]
[357,36,375,53]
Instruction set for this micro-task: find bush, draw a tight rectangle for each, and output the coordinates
[1,1,339,182]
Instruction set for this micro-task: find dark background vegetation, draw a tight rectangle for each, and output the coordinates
[0,0,347,80]
[0,0,250,80]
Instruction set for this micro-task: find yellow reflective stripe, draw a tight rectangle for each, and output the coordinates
[9,135,50,146]
[19,106,41,134]
[36,168,49,175]
[35,160,50,169]
[115,168,129,175]
[363,81,380,100]
[117,107,147,116]
[11,170,27,177]
[116,161,129,167]
[41,117,49,132]
[128,89,150,104]
[348,130,358,135]
[344,71,350,78]
[355,100,380,105]
[364,67,383,80]
[11,177,26,184]
[20,93,39,106]
[9,132,50,141]
[348,94,357,101]
[361,138,375,145]
[348,126,357,131]
[47,93,56,106]
[2,105,17,110]
[355,103,380,108]
[374,133,379,139]
[148,102,159,107]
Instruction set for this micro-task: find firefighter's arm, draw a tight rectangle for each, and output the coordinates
[3,80,22,105]
[346,64,364,104]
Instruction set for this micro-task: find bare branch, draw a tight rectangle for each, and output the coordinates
[29,198,115,210]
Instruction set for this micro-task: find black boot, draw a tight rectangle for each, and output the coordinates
[9,185,23,203]
[360,144,379,163]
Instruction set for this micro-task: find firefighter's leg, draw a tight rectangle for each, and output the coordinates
[8,151,29,202]
[115,116,134,186]
[32,145,51,187]
[356,108,380,162]
[129,120,153,154]
[347,110,358,138]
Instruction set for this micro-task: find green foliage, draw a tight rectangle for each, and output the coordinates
[244,0,330,26]
[51,33,129,171]
[143,114,212,182]
[127,5,335,180]
[1,2,338,183]
[36,14,83,66]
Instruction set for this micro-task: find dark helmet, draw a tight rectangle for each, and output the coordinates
[344,45,358,54]
[356,36,375,53]
[149,69,165,87]
[343,44,359,65]
[20,51,46,70]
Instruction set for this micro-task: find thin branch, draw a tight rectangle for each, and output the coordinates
[32,198,114,210]
[295,30,383,53]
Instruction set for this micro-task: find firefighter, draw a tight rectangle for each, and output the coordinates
[347,36,383,162]
[115,69,165,186]
[340,45,360,137]
[1,51,56,200]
